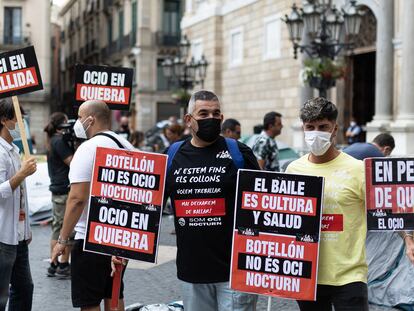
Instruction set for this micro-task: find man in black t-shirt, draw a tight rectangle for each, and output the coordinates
[165,90,260,311]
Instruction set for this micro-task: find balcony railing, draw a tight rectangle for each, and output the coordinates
[155,31,180,47]
[0,30,31,47]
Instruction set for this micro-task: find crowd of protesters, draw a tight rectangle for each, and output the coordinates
[0,91,412,311]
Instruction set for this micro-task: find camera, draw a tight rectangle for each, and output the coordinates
[57,119,78,151]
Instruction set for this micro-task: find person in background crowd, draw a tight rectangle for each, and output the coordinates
[51,100,132,311]
[129,130,145,149]
[168,115,179,125]
[343,133,395,159]
[287,97,368,311]
[244,124,264,148]
[165,90,260,311]
[116,115,131,141]
[0,97,37,311]
[44,112,74,278]
[221,118,241,140]
[165,124,184,145]
[152,127,170,153]
[345,117,363,145]
[252,111,283,171]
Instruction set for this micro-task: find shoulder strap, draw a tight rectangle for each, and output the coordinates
[167,140,185,172]
[94,132,125,149]
[225,138,244,169]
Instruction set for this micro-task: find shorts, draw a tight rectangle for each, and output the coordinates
[71,240,125,308]
[51,194,75,242]
[297,282,368,311]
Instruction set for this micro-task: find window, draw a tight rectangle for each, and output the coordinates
[107,17,113,44]
[131,1,138,45]
[118,9,124,47]
[157,59,173,91]
[163,0,181,45]
[192,39,203,61]
[229,27,243,66]
[3,7,22,45]
[263,15,281,59]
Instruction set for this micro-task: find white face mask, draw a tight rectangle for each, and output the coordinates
[73,118,90,139]
[6,122,21,140]
[304,130,332,156]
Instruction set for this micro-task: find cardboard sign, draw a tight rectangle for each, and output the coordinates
[84,147,167,262]
[74,64,133,110]
[0,46,43,98]
[230,169,324,301]
[366,157,414,231]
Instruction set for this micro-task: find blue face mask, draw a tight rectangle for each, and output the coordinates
[6,122,21,140]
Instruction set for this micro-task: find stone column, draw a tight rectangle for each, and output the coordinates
[397,0,414,120]
[389,0,414,155]
[366,0,394,141]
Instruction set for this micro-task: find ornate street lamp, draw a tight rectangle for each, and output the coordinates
[161,35,209,112]
[284,0,364,97]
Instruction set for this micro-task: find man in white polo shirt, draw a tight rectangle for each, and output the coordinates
[51,100,133,310]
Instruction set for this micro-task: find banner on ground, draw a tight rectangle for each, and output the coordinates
[74,64,133,110]
[230,169,324,301]
[84,147,167,262]
[366,157,414,231]
[0,46,43,98]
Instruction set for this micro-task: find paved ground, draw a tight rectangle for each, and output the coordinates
[28,215,396,310]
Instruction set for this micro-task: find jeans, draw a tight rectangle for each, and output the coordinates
[297,282,368,311]
[0,241,33,311]
[181,281,258,311]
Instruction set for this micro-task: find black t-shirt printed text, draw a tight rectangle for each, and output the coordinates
[165,137,260,283]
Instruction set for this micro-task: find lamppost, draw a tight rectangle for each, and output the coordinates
[161,35,209,116]
[284,0,364,98]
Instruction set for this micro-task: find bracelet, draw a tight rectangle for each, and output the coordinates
[58,236,69,245]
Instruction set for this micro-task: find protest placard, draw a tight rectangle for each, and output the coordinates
[0,46,43,98]
[74,64,133,110]
[0,46,43,157]
[366,157,414,231]
[230,169,323,301]
[84,147,167,262]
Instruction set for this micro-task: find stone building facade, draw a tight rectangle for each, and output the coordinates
[59,0,183,131]
[182,0,414,155]
[0,0,51,153]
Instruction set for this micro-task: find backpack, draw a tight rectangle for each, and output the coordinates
[167,138,244,172]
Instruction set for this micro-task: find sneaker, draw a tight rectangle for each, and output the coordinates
[46,264,57,277]
[56,264,71,279]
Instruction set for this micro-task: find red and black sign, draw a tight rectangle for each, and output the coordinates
[84,147,167,262]
[74,64,133,110]
[366,157,414,231]
[230,169,324,301]
[0,46,43,99]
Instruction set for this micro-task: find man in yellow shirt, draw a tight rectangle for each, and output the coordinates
[286,97,367,311]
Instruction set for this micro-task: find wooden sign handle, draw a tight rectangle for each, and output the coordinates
[11,96,30,158]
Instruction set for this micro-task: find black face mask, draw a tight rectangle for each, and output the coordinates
[194,117,221,142]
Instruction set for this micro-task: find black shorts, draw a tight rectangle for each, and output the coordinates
[71,240,125,308]
[297,282,368,311]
